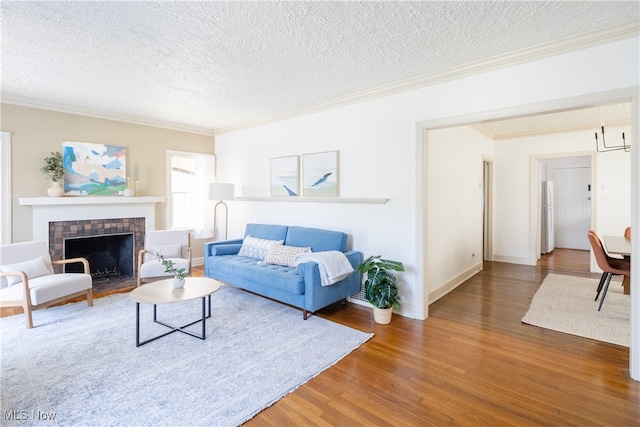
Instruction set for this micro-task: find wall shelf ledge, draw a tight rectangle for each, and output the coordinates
[234,197,388,204]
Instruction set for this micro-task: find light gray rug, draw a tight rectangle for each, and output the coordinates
[522,273,629,347]
[0,285,372,426]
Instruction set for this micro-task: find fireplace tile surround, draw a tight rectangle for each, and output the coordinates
[19,196,165,276]
[49,217,145,274]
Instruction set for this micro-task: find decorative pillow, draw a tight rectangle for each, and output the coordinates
[263,245,311,268]
[154,244,183,259]
[238,235,284,259]
[0,256,51,286]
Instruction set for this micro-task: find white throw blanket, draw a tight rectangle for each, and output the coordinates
[293,251,355,287]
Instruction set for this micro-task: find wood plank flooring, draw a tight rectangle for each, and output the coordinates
[2,249,638,425]
[247,249,639,426]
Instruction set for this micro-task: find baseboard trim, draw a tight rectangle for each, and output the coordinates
[493,254,536,266]
[428,263,483,305]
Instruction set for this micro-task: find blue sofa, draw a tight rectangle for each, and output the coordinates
[204,223,362,319]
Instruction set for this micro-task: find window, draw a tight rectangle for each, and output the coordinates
[166,150,215,239]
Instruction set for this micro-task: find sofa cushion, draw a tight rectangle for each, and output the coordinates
[238,235,284,259]
[207,255,304,294]
[264,245,311,268]
[244,224,289,242]
[285,226,347,252]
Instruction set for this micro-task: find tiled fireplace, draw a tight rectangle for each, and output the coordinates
[49,217,145,276]
[19,196,165,279]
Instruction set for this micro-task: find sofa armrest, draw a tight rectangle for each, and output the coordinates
[204,241,242,257]
[298,250,363,316]
[297,250,362,279]
[343,250,363,270]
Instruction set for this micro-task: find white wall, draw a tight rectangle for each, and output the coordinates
[427,126,493,302]
[493,126,631,266]
[215,36,639,321]
[1,104,215,259]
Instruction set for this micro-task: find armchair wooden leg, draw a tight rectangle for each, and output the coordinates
[137,276,141,287]
[23,304,33,329]
[87,289,93,307]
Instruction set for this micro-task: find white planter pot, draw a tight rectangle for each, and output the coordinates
[172,277,185,289]
[47,182,64,197]
[372,306,393,324]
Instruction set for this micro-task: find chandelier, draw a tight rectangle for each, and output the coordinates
[594,126,630,152]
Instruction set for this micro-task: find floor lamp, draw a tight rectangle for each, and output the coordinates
[209,183,235,241]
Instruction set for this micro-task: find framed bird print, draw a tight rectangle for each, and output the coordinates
[270,155,299,197]
[302,151,339,197]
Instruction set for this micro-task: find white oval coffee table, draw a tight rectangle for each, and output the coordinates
[130,277,221,347]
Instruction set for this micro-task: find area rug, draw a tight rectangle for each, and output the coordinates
[0,285,373,426]
[522,273,629,347]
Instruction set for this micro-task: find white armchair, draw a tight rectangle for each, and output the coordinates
[137,230,191,287]
[0,240,93,329]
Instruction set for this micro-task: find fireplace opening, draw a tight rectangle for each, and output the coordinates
[64,233,134,278]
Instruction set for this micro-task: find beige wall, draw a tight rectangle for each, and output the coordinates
[1,103,215,260]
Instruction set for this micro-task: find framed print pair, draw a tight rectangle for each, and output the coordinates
[270,151,338,197]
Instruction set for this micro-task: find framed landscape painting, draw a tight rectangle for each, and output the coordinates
[302,151,338,197]
[62,141,127,196]
[270,155,299,197]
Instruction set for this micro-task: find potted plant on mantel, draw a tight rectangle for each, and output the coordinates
[40,151,64,197]
[356,255,404,324]
[157,253,187,288]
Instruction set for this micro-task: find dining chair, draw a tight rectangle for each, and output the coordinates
[137,230,192,287]
[0,240,93,328]
[587,230,630,311]
[624,227,631,238]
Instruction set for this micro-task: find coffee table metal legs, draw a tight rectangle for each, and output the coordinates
[136,295,212,347]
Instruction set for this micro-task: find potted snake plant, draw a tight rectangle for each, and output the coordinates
[356,255,404,324]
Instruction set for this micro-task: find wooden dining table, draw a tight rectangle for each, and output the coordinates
[603,235,632,295]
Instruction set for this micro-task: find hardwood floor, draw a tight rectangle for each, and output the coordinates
[246,249,639,426]
[2,249,638,425]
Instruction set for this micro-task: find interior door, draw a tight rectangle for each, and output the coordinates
[554,167,591,250]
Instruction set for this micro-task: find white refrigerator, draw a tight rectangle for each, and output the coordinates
[541,181,554,254]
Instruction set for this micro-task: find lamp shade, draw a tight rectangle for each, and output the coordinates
[209,183,235,200]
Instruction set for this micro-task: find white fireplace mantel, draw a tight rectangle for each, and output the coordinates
[20,196,165,206]
[20,196,166,244]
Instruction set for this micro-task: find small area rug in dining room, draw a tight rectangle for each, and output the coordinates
[0,285,373,426]
[522,273,629,347]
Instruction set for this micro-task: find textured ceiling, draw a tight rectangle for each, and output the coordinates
[1,1,638,134]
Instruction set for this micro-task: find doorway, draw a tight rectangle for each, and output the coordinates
[483,159,493,261]
[554,166,591,250]
[539,156,592,254]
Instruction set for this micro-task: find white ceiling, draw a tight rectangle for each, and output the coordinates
[1,1,638,135]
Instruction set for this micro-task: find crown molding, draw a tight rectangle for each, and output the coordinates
[215,21,639,135]
[0,95,215,136]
